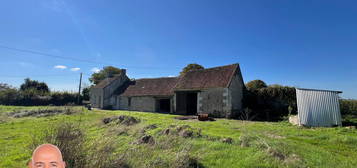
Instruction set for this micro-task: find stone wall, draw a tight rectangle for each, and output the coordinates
[227,72,244,118]
[198,88,228,118]
[118,96,156,112]
[102,74,129,108]
[90,88,103,108]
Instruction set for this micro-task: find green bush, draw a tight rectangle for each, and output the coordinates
[50,92,78,106]
[0,87,20,105]
[340,99,357,115]
[243,80,296,121]
[0,86,78,106]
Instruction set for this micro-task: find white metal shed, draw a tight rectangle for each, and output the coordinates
[296,88,342,127]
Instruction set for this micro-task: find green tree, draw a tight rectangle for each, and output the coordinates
[81,87,90,101]
[20,78,49,95]
[245,80,267,91]
[0,83,20,105]
[0,83,12,91]
[180,63,204,75]
[89,66,123,85]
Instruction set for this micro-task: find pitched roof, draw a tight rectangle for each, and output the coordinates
[94,63,241,96]
[92,73,125,89]
[121,77,178,96]
[174,63,239,90]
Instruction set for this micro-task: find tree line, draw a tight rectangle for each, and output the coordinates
[0,78,90,106]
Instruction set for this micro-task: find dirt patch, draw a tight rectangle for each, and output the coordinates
[179,130,194,138]
[174,115,215,122]
[103,115,140,126]
[161,125,201,138]
[174,116,197,120]
[9,107,77,118]
[144,124,158,130]
[139,124,158,134]
[134,135,155,145]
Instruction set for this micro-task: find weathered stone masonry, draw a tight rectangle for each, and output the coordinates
[90,63,244,118]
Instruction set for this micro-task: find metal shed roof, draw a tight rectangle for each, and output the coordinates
[296,88,342,93]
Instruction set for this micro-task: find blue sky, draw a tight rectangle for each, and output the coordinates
[0,0,356,98]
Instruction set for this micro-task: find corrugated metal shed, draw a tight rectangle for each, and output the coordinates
[296,88,342,127]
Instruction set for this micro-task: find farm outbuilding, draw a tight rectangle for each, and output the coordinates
[90,63,245,118]
[295,88,342,127]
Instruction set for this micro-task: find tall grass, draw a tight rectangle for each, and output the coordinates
[29,122,129,168]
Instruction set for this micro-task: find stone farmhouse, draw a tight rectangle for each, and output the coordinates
[90,63,245,118]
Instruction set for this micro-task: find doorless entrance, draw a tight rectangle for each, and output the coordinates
[176,92,198,115]
[158,98,171,112]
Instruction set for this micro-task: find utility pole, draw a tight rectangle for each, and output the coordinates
[77,72,82,105]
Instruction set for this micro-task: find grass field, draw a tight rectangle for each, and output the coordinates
[1,105,357,168]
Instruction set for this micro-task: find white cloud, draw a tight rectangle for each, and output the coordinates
[91,67,100,73]
[70,67,80,71]
[54,65,67,69]
[168,75,175,77]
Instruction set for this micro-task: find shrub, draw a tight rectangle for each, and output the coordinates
[340,99,357,116]
[243,81,297,121]
[0,82,79,106]
[50,92,78,106]
[0,87,20,105]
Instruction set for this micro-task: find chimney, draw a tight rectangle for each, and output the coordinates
[121,69,126,75]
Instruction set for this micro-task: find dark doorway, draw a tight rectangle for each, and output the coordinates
[186,92,197,115]
[176,92,198,115]
[158,99,171,112]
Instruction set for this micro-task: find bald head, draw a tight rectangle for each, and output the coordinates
[29,144,66,168]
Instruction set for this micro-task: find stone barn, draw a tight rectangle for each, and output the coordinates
[90,63,245,118]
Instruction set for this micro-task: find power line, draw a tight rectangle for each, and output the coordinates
[0,44,181,70]
[0,73,90,78]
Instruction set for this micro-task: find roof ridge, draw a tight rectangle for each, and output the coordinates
[134,77,178,80]
[187,63,239,72]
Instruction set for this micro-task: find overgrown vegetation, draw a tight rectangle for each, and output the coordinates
[89,66,124,84]
[243,80,297,121]
[8,106,79,118]
[340,99,357,115]
[180,63,204,75]
[0,78,89,106]
[1,106,357,168]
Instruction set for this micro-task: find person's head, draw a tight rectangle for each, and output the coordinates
[28,144,66,168]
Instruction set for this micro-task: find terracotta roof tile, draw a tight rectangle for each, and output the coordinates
[174,64,238,90]
[94,64,240,96]
[121,77,178,96]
